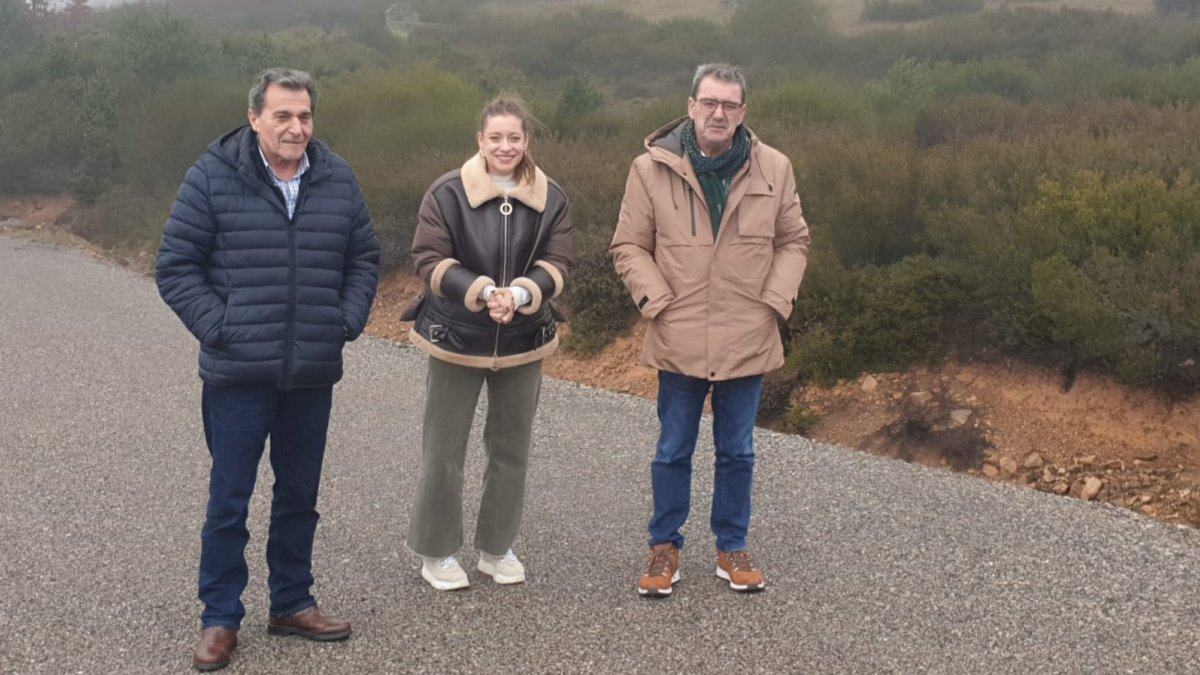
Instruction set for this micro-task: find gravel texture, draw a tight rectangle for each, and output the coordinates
[2,235,1199,674]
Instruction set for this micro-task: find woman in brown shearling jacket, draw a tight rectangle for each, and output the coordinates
[403,97,572,591]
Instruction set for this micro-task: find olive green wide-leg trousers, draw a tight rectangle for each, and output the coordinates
[407,356,543,558]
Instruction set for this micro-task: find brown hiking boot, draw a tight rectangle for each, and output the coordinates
[637,542,680,597]
[716,549,765,592]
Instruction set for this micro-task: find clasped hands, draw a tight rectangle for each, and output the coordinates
[487,287,516,325]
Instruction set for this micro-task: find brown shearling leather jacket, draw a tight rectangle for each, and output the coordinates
[407,154,572,369]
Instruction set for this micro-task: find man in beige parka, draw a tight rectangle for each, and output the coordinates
[611,63,810,597]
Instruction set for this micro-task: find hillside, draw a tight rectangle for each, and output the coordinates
[484,0,1156,33]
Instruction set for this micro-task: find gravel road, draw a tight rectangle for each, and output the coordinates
[1,234,1198,674]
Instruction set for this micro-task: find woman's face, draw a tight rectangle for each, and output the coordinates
[477,114,527,179]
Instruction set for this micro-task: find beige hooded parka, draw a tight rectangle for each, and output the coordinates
[610,117,810,381]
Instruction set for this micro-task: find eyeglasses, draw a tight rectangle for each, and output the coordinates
[695,98,744,114]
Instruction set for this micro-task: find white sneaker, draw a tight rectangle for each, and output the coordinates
[421,556,469,591]
[477,549,526,584]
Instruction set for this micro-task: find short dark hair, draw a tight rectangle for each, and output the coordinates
[248,67,318,115]
[691,63,746,103]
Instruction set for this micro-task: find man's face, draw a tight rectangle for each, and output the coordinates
[687,76,745,156]
[248,84,313,175]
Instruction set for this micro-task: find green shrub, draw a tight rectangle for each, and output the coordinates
[112,75,246,193]
[914,94,1026,147]
[863,57,936,112]
[111,6,214,81]
[320,65,485,271]
[786,324,851,386]
[1030,254,1124,360]
[0,0,38,58]
[780,405,823,436]
[730,0,833,65]
[557,74,604,120]
[560,246,638,355]
[790,255,966,381]
[750,78,872,128]
[0,78,86,193]
[930,59,1036,102]
[66,184,174,249]
[796,134,926,267]
[70,74,119,203]
[862,0,983,23]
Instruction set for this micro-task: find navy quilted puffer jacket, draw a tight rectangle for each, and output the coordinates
[156,125,380,389]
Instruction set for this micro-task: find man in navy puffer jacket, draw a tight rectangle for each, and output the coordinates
[156,68,379,672]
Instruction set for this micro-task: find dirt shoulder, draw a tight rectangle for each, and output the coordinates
[371,273,1200,528]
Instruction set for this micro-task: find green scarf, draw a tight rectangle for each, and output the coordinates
[681,119,750,237]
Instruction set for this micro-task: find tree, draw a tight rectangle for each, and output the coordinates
[114,7,211,81]
[558,74,604,119]
[70,73,119,203]
[0,0,38,56]
[55,0,92,33]
[863,57,936,111]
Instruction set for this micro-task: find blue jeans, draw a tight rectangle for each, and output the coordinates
[198,383,332,629]
[649,370,763,553]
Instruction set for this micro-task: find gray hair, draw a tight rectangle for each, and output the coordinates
[248,67,318,115]
[691,63,746,103]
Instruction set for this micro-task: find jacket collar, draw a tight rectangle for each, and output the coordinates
[645,115,760,161]
[211,125,334,186]
[460,153,548,213]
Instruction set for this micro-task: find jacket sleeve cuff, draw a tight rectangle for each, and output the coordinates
[464,275,497,313]
[430,258,459,297]
[639,291,674,319]
[763,289,793,320]
[511,277,544,315]
[533,260,565,298]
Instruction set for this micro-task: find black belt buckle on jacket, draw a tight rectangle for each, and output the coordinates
[428,324,466,351]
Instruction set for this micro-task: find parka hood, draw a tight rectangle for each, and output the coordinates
[206,125,334,184]
[644,116,760,159]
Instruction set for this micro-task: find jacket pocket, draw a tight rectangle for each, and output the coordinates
[211,291,235,347]
[658,240,713,282]
[724,202,774,280]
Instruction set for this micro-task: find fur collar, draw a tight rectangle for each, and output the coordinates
[461,153,548,213]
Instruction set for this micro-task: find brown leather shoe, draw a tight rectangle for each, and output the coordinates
[267,605,352,641]
[192,627,237,671]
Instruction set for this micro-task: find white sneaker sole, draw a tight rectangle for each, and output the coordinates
[421,566,469,591]
[477,559,525,584]
[637,570,680,596]
[715,566,764,592]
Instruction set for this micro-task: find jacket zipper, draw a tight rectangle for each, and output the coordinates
[281,175,310,389]
[492,195,512,370]
[687,185,696,238]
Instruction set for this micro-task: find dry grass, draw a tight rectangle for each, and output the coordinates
[484,0,1156,34]
[483,0,733,23]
